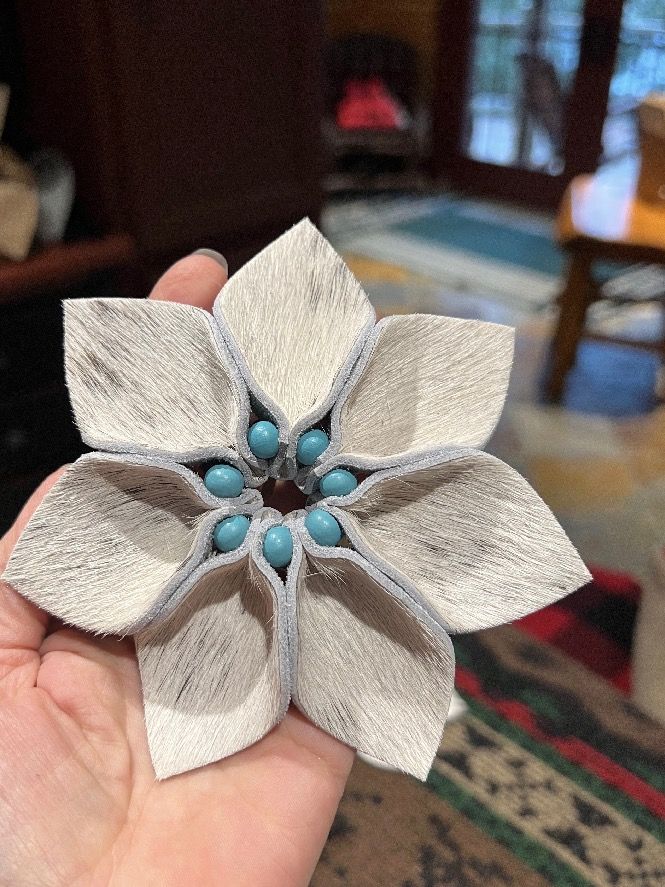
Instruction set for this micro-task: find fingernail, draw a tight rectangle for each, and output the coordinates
[193,248,228,271]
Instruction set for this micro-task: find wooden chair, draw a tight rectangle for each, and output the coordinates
[545,94,665,402]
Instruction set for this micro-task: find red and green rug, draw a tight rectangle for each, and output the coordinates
[313,575,665,887]
[516,567,640,694]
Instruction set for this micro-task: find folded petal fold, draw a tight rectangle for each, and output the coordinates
[65,298,246,462]
[292,540,454,779]
[137,547,287,779]
[215,219,374,440]
[325,315,514,472]
[328,450,591,633]
[2,454,245,635]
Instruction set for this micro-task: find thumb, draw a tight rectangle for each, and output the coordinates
[0,468,67,656]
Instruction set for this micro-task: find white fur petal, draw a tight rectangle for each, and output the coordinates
[215,219,374,431]
[334,314,514,465]
[293,545,455,780]
[333,451,592,633]
[64,298,242,460]
[137,556,284,779]
[2,454,225,635]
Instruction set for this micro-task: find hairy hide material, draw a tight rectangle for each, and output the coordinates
[217,219,374,427]
[4,455,218,634]
[294,550,454,779]
[1,218,594,782]
[338,314,514,460]
[65,298,240,457]
[340,452,592,633]
[137,558,283,779]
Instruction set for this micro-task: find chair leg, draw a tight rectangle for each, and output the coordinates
[545,251,594,402]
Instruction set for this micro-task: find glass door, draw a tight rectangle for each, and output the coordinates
[434,0,625,205]
[466,0,584,175]
[600,0,665,177]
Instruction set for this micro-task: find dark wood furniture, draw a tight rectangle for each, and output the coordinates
[1,1,325,531]
[13,1,324,282]
[545,170,665,402]
[0,235,136,304]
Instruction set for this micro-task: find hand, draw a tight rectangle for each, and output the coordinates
[0,253,354,887]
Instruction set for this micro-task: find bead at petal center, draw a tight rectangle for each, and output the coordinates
[213,515,250,553]
[305,509,342,547]
[319,468,357,498]
[247,420,279,459]
[263,525,293,568]
[204,464,244,498]
[296,429,329,465]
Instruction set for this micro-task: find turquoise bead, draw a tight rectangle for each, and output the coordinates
[296,429,330,466]
[319,468,357,498]
[247,420,279,459]
[304,509,342,547]
[204,464,244,498]
[263,525,293,569]
[213,515,250,553]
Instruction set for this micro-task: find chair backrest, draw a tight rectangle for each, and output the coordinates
[637,92,665,205]
[326,34,419,116]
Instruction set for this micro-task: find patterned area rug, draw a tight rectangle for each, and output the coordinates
[313,628,665,887]
[517,567,640,694]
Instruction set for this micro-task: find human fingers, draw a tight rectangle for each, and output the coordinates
[0,469,66,682]
[149,249,228,311]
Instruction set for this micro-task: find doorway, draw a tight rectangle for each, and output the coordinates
[434,0,664,205]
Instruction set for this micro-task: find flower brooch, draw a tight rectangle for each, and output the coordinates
[3,220,590,779]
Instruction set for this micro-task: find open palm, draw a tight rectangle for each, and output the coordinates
[0,253,353,887]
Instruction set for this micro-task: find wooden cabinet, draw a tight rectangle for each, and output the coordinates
[1,2,324,530]
[15,1,325,279]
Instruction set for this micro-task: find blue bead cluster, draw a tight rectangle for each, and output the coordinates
[209,425,353,568]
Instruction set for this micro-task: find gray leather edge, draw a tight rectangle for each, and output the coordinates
[64,301,267,485]
[247,508,296,720]
[289,515,455,709]
[213,294,376,482]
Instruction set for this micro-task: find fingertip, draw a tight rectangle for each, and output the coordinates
[192,248,228,272]
[149,252,229,311]
[282,706,356,780]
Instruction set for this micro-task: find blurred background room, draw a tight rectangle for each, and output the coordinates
[1,2,664,882]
